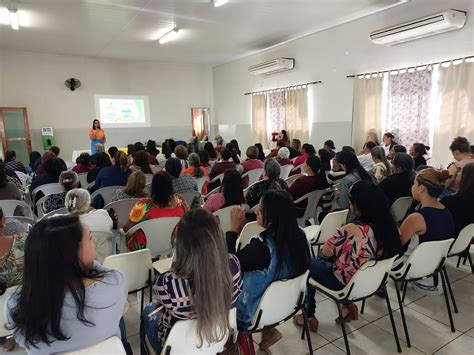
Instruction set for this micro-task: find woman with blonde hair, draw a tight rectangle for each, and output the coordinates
[111,170,148,202]
[140,208,242,353]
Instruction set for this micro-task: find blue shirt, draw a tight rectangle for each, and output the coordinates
[94,164,131,191]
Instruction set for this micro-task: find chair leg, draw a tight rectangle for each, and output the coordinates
[442,267,458,313]
[360,299,366,315]
[393,279,411,347]
[456,255,462,268]
[401,281,408,303]
[300,306,314,355]
[140,289,145,312]
[467,252,474,273]
[310,245,316,259]
[439,270,455,332]
[336,302,351,355]
[384,287,402,353]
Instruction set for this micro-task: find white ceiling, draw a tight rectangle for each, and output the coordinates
[0,0,407,66]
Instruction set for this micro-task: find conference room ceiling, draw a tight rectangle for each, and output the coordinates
[0,0,407,66]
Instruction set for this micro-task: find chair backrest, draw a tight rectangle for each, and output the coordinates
[87,181,95,191]
[0,200,34,218]
[210,173,224,185]
[316,209,349,244]
[285,174,304,187]
[236,221,265,251]
[5,216,35,230]
[345,256,397,300]
[404,239,454,279]
[291,163,304,173]
[163,308,236,355]
[35,194,48,219]
[91,186,123,207]
[0,286,16,337]
[125,217,180,257]
[181,191,201,208]
[279,165,293,180]
[195,176,209,193]
[64,336,125,355]
[93,230,115,264]
[77,173,89,189]
[31,183,63,201]
[449,223,474,256]
[145,174,154,184]
[242,168,263,186]
[295,189,328,226]
[203,186,220,199]
[103,249,152,293]
[214,205,244,233]
[250,271,308,330]
[390,197,413,223]
[15,171,30,190]
[39,207,69,220]
[104,198,140,230]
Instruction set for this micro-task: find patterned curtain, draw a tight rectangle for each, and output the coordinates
[384,70,432,149]
[268,91,286,136]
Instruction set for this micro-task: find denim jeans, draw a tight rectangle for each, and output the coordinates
[140,303,163,355]
[306,259,345,318]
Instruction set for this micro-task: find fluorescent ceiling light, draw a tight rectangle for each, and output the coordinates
[9,8,19,30]
[158,27,180,44]
[213,0,229,7]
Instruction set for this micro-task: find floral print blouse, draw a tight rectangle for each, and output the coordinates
[0,233,27,288]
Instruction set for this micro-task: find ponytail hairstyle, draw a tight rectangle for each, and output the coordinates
[371,146,392,174]
[115,151,129,173]
[188,153,204,178]
[416,168,451,198]
[412,143,430,157]
[263,159,282,190]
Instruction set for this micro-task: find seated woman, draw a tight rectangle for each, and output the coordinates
[446,137,474,195]
[208,149,236,191]
[387,144,407,161]
[294,180,401,332]
[246,159,288,208]
[0,161,21,201]
[140,208,242,354]
[395,169,455,275]
[30,158,64,202]
[241,146,264,188]
[165,158,198,194]
[86,152,111,184]
[93,151,131,191]
[111,170,148,202]
[204,142,218,162]
[131,150,153,175]
[409,143,430,170]
[276,147,291,166]
[5,215,127,354]
[226,191,311,352]
[318,149,332,172]
[28,151,42,175]
[198,150,211,168]
[371,146,392,184]
[73,153,95,174]
[204,170,245,213]
[123,172,187,251]
[174,145,189,170]
[440,163,474,238]
[4,150,27,175]
[44,170,80,213]
[181,153,209,195]
[379,153,415,205]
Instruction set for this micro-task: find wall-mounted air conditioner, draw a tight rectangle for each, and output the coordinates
[370,9,466,45]
[248,58,295,75]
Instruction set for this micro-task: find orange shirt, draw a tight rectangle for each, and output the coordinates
[88,128,105,140]
[182,167,209,195]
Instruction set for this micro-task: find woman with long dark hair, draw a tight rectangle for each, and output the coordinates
[204,142,218,161]
[203,170,245,213]
[88,119,106,154]
[295,180,401,332]
[254,143,266,162]
[5,215,127,353]
[227,190,311,351]
[131,150,153,174]
[140,209,242,353]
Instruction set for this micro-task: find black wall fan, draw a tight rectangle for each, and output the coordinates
[65,78,81,91]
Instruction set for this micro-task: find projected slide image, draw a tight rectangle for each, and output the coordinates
[95,95,151,128]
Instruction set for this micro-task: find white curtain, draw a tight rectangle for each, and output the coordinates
[252,94,268,145]
[268,91,286,136]
[351,76,383,152]
[285,88,309,144]
[432,61,474,165]
[384,69,432,149]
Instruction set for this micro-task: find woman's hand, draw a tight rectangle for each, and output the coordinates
[229,207,246,233]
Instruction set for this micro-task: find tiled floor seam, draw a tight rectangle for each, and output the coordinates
[369,320,428,354]
[429,332,467,354]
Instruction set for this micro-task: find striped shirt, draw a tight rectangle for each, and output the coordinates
[154,254,242,345]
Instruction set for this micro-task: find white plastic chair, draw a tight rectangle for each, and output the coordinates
[202,186,220,200]
[103,249,153,312]
[209,173,224,186]
[77,173,89,189]
[248,271,314,355]
[181,191,201,208]
[149,309,237,355]
[195,176,209,194]
[285,173,304,187]
[64,336,125,355]
[152,255,173,274]
[389,239,455,347]
[15,171,30,191]
[291,163,305,174]
[241,168,263,187]
[104,198,140,230]
[5,216,35,230]
[0,286,16,337]
[309,256,400,354]
[390,196,413,223]
[295,188,330,227]
[123,217,180,257]
[39,207,69,220]
[279,164,293,180]
[93,230,116,264]
[235,221,265,251]
[91,186,123,207]
[31,183,63,203]
[144,174,154,185]
[213,205,244,233]
[448,223,474,272]
[0,200,34,218]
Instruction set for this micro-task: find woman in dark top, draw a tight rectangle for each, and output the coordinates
[227,190,310,351]
[87,152,111,183]
[289,155,329,208]
[208,148,236,190]
[28,151,42,175]
[203,142,217,161]
[246,159,288,208]
[4,150,27,175]
[30,158,63,200]
[323,140,336,160]
[226,143,240,165]
[410,143,430,170]
[131,150,153,174]
[93,151,131,191]
[230,139,241,156]
[440,163,474,237]
[254,143,266,162]
[146,140,160,157]
[318,149,332,172]
[379,153,415,205]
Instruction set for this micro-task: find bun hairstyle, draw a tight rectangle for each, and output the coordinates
[449,136,470,153]
[416,168,451,198]
[412,143,430,157]
[114,151,129,173]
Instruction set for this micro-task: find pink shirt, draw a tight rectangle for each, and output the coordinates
[203,192,226,213]
[291,154,307,175]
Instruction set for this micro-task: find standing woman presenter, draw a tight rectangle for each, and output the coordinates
[89,119,106,154]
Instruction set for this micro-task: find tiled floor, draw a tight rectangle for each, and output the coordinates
[7,252,473,354]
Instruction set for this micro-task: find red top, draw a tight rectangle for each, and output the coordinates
[241,159,264,188]
[72,163,95,174]
[288,173,329,208]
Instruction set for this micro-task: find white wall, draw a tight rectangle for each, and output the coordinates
[213,0,474,151]
[0,50,214,161]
